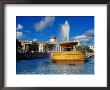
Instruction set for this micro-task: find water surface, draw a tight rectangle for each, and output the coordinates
[16,58,94,74]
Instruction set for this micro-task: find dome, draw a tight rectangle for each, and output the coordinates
[51,36,56,39]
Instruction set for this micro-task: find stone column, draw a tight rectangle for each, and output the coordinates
[60,46,62,51]
[57,45,59,51]
[42,44,43,52]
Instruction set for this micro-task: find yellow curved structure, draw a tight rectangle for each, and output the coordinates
[51,51,86,64]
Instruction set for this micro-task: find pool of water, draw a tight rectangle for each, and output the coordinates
[16,58,94,74]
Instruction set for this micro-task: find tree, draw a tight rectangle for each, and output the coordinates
[83,46,93,52]
[32,41,39,52]
[75,45,93,52]
[44,43,54,52]
[75,46,84,51]
[28,44,33,51]
[29,41,39,52]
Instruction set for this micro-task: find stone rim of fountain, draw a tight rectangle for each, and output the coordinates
[59,41,78,47]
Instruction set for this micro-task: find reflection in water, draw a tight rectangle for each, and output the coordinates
[16,58,94,74]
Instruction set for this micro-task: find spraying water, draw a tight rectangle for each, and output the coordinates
[60,21,70,41]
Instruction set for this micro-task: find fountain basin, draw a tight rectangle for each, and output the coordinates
[51,51,86,64]
[59,41,78,47]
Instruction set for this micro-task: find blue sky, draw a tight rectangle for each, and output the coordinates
[16,16,94,45]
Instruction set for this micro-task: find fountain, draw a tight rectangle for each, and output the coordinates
[51,21,86,64]
[61,20,70,41]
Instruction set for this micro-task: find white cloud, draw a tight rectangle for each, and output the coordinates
[72,29,94,43]
[33,39,37,41]
[16,24,23,30]
[73,35,89,42]
[44,16,55,25]
[84,29,94,37]
[16,31,23,38]
[34,16,55,31]
[16,24,24,38]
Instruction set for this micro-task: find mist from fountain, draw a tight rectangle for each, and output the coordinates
[60,20,70,41]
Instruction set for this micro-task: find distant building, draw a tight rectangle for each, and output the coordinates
[18,40,32,44]
[89,46,94,51]
[18,40,33,53]
[54,43,63,51]
[18,37,83,53]
[39,43,44,52]
[50,36,57,44]
[49,36,63,51]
